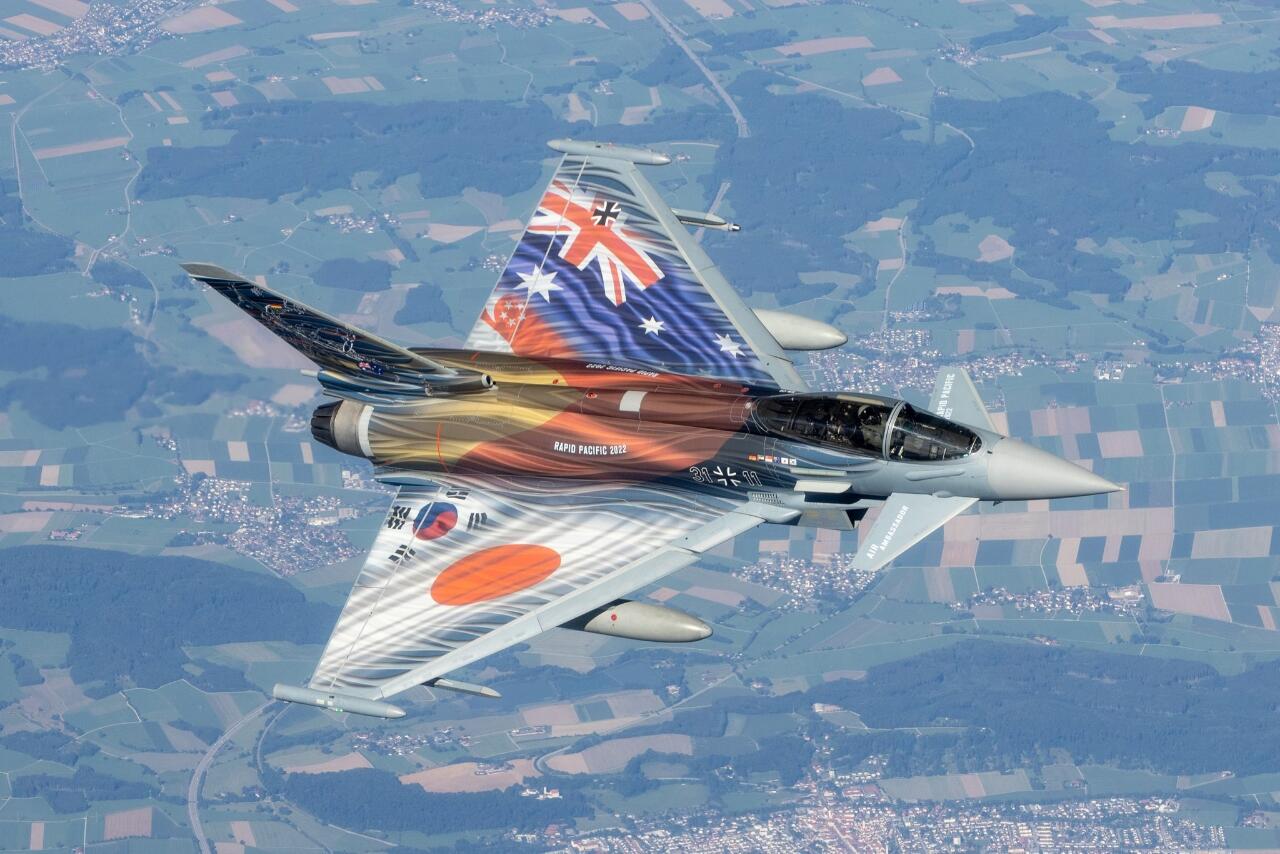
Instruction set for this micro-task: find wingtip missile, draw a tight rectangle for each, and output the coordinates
[180,261,247,282]
[425,677,502,699]
[547,138,671,166]
[671,207,740,231]
[273,683,406,719]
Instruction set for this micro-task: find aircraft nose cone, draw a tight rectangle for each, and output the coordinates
[987,438,1123,500]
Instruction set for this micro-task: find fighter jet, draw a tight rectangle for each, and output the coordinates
[183,139,1120,719]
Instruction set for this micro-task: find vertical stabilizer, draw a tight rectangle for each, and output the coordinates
[930,367,996,432]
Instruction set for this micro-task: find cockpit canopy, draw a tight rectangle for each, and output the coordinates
[754,394,895,457]
[889,403,982,461]
[753,394,981,461]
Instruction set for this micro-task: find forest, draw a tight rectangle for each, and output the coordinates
[970,15,1065,50]
[314,258,394,292]
[612,640,1280,779]
[11,767,155,814]
[811,641,1280,776]
[710,76,1280,302]
[135,99,564,202]
[282,768,590,835]
[395,282,453,326]
[0,315,243,428]
[1116,58,1280,119]
[0,546,336,689]
[0,179,74,278]
[0,316,153,428]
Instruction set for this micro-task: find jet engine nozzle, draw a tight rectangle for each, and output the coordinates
[311,400,371,458]
[986,438,1122,500]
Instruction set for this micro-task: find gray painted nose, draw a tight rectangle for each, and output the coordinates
[987,438,1122,500]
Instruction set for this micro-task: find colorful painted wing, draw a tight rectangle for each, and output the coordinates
[305,475,795,702]
[183,263,485,396]
[465,142,807,390]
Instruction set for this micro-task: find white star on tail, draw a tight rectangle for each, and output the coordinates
[516,268,561,301]
[639,316,665,336]
[714,333,743,358]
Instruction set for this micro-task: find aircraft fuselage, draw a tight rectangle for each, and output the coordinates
[311,350,1117,512]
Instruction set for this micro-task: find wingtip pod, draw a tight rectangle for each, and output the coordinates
[752,309,847,351]
[547,138,671,166]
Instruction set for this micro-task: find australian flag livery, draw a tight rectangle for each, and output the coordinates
[468,155,774,385]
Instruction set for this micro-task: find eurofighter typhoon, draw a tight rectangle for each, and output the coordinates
[183,140,1120,719]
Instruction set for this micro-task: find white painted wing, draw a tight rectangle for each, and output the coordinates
[308,474,796,701]
[851,492,977,572]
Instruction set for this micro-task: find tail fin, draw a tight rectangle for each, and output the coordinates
[929,367,996,432]
[183,263,490,399]
[458,140,801,389]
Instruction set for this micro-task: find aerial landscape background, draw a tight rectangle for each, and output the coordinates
[2,0,1280,849]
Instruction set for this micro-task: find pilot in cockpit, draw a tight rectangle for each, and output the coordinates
[855,404,885,452]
